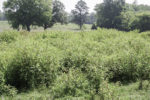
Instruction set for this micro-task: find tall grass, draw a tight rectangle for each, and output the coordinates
[0,28,150,99]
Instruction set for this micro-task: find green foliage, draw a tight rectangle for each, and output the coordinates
[95,0,125,29]
[104,51,150,83]
[113,11,150,32]
[35,0,52,30]
[0,64,17,96]
[71,0,89,29]
[4,0,52,31]
[52,70,91,99]
[51,0,68,27]
[5,41,61,90]
[0,29,150,99]
[131,13,150,32]
[52,69,111,100]
[129,2,150,12]
[0,31,18,43]
[116,11,135,31]
[95,1,150,32]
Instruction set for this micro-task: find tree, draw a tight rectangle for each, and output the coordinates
[52,0,67,24]
[71,0,89,29]
[42,0,68,30]
[95,0,125,29]
[34,0,53,30]
[117,11,136,31]
[131,13,150,32]
[4,0,52,31]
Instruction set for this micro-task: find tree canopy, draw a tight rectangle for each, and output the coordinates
[4,0,52,31]
[71,0,89,29]
[52,0,68,25]
[95,0,125,29]
[42,0,68,30]
[95,0,150,32]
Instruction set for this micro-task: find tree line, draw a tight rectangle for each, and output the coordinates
[2,0,150,32]
[95,0,150,32]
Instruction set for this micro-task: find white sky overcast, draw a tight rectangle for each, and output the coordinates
[0,0,150,12]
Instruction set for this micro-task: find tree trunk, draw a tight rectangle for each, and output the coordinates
[80,11,82,30]
[26,25,30,32]
[80,24,82,30]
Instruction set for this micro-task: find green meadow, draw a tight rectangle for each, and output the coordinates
[0,21,92,32]
[0,26,150,100]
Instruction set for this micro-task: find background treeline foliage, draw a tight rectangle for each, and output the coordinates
[95,0,150,32]
[3,0,68,31]
[3,0,150,32]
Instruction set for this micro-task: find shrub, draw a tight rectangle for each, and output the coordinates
[104,52,139,82]
[54,49,110,99]
[91,24,97,30]
[60,52,90,73]
[0,31,19,43]
[5,42,61,90]
[0,71,4,87]
[104,50,150,83]
[130,13,150,32]
[1,29,150,99]
[51,70,91,99]
[52,68,112,100]
[0,71,17,96]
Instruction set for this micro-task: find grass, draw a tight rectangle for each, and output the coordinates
[0,21,92,32]
[112,82,150,100]
[0,25,150,99]
[2,82,150,100]
[0,21,12,32]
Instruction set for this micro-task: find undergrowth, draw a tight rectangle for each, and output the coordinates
[0,29,150,99]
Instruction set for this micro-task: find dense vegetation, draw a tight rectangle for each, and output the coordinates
[95,0,150,32]
[1,0,150,99]
[0,29,150,99]
[3,0,150,32]
[4,0,52,31]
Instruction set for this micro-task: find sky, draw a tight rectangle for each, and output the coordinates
[0,0,150,12]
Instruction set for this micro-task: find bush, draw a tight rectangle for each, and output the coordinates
[131,14,150,32]
[0,31,19,43]
[104,52,139,82]
[60,52,90,73]
[1,29,150,99]
[51,70,91,99]
[54,49,109,99]
[5,42,61,90]
[0,70,4,83]
[0,71,17,96]
[91,24,97,30]
[52,69,112,100]
[104,50,150,83]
